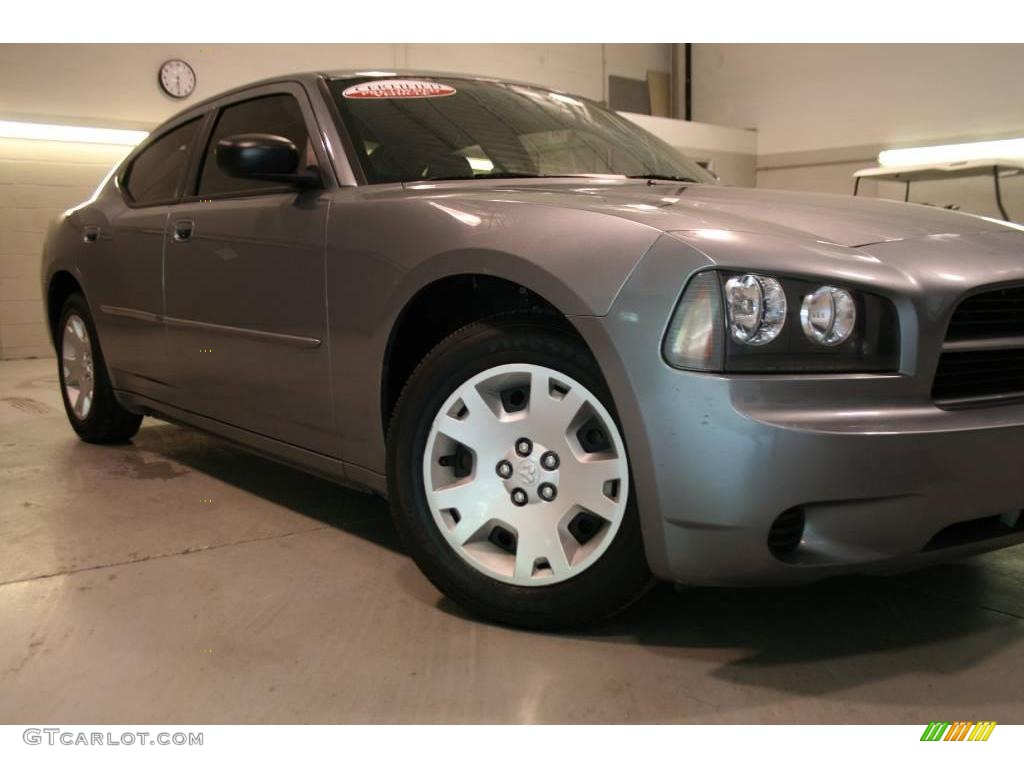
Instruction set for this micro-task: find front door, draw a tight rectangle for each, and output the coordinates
[162,88,335,456]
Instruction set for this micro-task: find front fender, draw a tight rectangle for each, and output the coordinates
[324,190,664,478]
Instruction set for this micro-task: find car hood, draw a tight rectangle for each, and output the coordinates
[405,179,1013,248]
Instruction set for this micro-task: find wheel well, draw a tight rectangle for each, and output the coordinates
[47,271,84,344]
[381,275,582,432]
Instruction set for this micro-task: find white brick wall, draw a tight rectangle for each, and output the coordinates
[0,138,129,360]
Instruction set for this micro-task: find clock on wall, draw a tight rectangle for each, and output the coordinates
[158,59,196,99]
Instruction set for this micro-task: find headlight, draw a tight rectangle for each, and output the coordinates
[663,270,899,373]
[800,286,856,346]
[723,274,787,345]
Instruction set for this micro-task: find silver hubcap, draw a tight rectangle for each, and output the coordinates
[61,314,94,421]
[423,363,629,586]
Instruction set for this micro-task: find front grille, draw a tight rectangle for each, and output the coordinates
[944,285,1024,341]
[933,348,1024,404]
[934,286,1024,407]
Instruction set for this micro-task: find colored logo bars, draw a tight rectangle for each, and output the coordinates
[920,721,997,742]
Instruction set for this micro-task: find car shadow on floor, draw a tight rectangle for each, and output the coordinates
[129,422,403,556]
[128,422,1024,700]
[430,548,1024,702]
[431,563,1024,704]
[577,562,1024,699]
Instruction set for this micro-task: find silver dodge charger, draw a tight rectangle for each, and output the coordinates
[41,71,1024,628]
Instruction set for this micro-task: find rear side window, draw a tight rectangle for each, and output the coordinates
[197,93,313,197]
[124,118,201,205]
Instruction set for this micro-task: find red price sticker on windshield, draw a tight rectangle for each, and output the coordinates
[342,80,457,99]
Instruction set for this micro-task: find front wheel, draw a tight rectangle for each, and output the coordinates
[387,317,651,629]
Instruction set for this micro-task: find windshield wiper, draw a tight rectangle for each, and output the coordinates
[477,172,548,179]
[420,172,538,181]
[626,174,699,183]
[422,172,617,182]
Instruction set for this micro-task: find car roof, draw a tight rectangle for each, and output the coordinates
[318,69,561,92]
[125,69,595,178]
[162,69,584,126]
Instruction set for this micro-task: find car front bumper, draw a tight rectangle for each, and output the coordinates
[645,390,1024,585]
[574,231,1024,585]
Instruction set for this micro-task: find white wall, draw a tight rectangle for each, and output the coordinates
[694,44,1024,155]
[0,43,672,360]
[0,44,671,129]
[693,43,1024,222]
[622,113,757,187]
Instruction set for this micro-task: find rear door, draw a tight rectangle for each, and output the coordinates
[84,116,203,399]
[161,84,336,456]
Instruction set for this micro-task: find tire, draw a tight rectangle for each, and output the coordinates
[56,292,142,443]
[387,315,652,630]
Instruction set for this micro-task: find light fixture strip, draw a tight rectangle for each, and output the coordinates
[0,119,148,146]
[878,137,1024,167]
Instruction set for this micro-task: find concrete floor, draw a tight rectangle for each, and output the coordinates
[2,356,1024,724]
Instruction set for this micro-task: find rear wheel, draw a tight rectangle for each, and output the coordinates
[387,317,651,629]
[57,293,142,443]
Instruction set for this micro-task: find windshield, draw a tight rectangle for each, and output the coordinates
[328,76,717,185]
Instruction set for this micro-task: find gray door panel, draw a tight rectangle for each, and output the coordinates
[82,206,170,398]
[162,192,336,455]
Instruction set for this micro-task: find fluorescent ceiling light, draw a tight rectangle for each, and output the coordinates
[0,120,148,146]
[879,137,1024,167]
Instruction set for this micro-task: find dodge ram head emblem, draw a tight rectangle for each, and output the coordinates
[517,460,539,486]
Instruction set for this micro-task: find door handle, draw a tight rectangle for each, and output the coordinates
[82,226,100,243]
[172,219,195,242]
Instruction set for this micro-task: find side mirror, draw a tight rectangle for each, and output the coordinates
[215,133,321,188]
